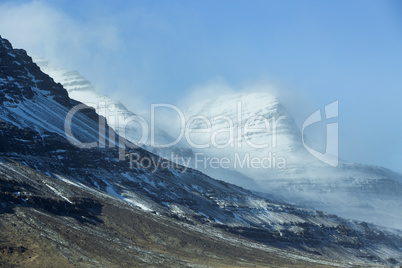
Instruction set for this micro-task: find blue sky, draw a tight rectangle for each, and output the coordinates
[0,0,401,172]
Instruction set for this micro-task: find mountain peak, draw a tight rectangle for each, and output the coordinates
[0,37,71,107]
[0,35,13,50]
[183,90,302,156]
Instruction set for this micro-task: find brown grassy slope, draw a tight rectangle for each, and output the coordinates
[0,205,341,268]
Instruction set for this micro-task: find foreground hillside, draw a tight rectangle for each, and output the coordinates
[0,158,347,267]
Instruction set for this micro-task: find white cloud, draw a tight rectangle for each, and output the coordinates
[0,1,122,73]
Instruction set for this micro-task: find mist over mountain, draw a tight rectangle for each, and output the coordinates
[179,91,402,230]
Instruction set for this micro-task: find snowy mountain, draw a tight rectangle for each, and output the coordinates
[36,58,402,231]
[1,35,399,265]
[180,93,402,230]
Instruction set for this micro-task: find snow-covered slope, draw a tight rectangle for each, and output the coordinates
[0,46,108,148]
[34,58,174,148]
